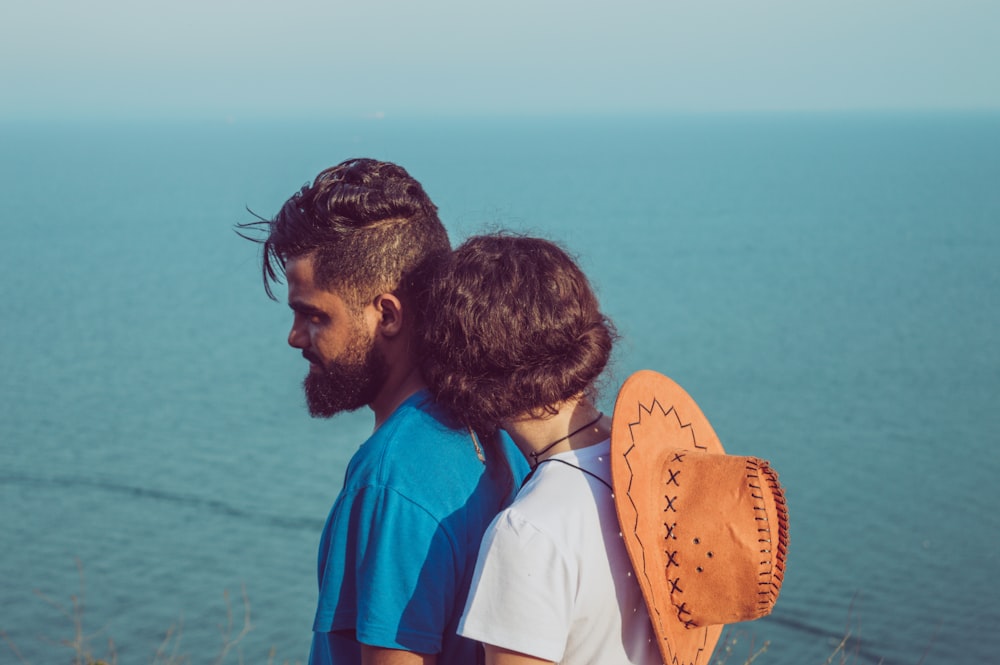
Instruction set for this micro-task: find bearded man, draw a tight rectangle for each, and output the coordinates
[239,159,522,665]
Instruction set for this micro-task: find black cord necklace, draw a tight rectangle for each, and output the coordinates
[521,456,613,491]
[528,412,604,468]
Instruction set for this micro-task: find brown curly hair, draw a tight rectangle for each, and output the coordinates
[416,233,616,437]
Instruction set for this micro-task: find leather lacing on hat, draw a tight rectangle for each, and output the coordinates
[749,458,788,616]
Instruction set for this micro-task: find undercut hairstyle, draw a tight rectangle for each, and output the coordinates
[417,233,617,438]
[237,158,450,308]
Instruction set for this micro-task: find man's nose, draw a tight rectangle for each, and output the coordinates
[288,320,308,349]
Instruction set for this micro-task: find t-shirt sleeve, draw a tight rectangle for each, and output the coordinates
[313,484,457,655]
[457,509,574,663]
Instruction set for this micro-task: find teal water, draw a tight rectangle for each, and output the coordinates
[1,113,998,664]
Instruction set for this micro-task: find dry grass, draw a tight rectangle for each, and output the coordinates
[710,628,770,665]
[6,564,941,665]
[0,562,299,665]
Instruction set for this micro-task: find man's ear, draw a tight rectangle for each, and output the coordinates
[371,293,404,338]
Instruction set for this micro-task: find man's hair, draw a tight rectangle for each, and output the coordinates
[238,158,450,307]
[417,233,617,437]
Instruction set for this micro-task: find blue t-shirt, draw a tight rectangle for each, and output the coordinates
[308,390,525,665]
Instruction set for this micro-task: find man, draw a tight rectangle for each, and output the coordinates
[240,159,520,665]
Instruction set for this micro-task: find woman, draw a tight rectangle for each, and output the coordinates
[418,234,660,665]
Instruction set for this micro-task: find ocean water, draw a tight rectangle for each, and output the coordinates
[1,112,998,664]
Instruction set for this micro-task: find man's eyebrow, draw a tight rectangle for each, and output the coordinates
[288,300,324,316]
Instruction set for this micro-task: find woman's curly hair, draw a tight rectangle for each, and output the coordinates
[416,233,616,438]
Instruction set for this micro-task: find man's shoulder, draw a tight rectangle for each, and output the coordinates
[371,390,466,452]
[345,392,473,494]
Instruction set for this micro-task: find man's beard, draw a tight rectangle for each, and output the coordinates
[303,336,389,418]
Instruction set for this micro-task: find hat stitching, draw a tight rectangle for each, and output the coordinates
[620,400,714,665]
[664,522,677,540]
[744,459,788,612]
[627,398,710,453]
[666,454,700,636]
[675,602,695,629]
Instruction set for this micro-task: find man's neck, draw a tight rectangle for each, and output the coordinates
[370,365,425,430]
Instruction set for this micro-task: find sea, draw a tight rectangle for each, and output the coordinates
[1,112,998,665]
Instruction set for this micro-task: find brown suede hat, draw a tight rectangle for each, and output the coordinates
[611,370,789,665]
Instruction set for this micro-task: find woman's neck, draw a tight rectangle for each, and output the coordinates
[503,398,612,466]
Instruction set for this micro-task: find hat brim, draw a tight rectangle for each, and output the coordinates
[611,370,725,665]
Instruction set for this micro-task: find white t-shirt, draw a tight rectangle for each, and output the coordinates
[458,440,661,664]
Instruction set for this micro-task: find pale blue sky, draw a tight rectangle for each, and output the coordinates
[2,0,998,120]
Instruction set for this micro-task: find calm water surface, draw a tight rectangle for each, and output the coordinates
[1,113,998,664]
